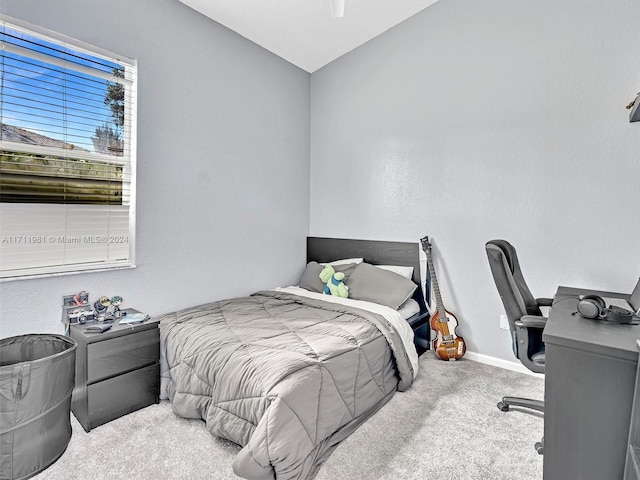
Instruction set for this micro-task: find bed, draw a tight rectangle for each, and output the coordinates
[159,237,430,480]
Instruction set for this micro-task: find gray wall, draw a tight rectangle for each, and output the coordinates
[0,0,311,337]
[2,0,639,365]
[310,0,640,361]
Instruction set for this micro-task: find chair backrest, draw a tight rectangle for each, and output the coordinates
[485,240,542,329]
[486,240,546,370]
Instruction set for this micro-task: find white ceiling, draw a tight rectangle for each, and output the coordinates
[179,0,439,73]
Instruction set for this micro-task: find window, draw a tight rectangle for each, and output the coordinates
[0,16,137,279]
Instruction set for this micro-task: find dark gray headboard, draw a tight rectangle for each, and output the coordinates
[306,236,430,314]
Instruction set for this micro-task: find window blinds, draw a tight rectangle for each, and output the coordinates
[0,17,137,279]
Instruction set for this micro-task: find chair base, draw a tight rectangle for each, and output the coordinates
[534,437,544,455]
[497,396,545,455]
[497,396,544,413]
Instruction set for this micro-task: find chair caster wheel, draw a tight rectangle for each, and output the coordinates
[535,442,544,455]
[497,401,509,412]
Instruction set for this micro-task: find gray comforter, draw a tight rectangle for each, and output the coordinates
[159,290,415,480]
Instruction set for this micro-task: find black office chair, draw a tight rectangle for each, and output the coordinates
[485,239,551,454]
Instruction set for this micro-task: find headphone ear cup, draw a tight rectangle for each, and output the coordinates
[604,306,635,323]
[577,295,606,319]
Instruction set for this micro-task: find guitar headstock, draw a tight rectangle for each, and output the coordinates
[420,236,432,254]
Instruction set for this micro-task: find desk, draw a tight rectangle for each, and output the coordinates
[543,286,640,480]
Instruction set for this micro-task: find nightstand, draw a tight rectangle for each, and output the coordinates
[69,311,160,432]
[407,310,431,351]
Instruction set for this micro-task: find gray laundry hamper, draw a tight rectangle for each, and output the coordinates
[0,334,77,480]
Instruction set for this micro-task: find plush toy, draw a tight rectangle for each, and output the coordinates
[319,264,349,298]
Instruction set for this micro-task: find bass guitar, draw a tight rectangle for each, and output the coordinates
[420,236,466,361]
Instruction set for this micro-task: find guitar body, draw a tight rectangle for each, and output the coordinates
[430,309,466,361]
[420,235,466,361]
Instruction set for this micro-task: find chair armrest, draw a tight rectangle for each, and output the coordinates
[516,315,547,329]
[536,297,553,307]
[514,315,548,373]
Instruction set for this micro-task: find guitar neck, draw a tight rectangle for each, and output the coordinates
[425,248,447,319]
[427,256,447,319]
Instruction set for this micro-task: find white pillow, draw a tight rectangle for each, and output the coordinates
[397,298,421,319]
[375,265,414,280]
[321,258,364,266]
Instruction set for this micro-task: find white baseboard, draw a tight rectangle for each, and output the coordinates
[464,351,544,378]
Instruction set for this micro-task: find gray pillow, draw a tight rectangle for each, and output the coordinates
[347,262,418,309]
[298,261,357,293]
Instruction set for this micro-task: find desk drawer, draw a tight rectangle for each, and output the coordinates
[87,328,159,383]
[87,363,159,429]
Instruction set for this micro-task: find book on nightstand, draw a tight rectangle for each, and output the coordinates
[118,312,149,324]
[84,324,112,333]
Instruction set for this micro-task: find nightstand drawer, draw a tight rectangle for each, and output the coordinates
[87,328,159,383]
[86,363,160,429]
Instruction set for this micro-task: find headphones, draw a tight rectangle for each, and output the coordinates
[577,295,638,324]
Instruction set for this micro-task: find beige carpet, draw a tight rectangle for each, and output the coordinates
[33,354,544,479]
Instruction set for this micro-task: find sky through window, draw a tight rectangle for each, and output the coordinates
[1,25,125,155]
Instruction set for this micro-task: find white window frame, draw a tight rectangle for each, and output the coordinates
[0,15,137,281]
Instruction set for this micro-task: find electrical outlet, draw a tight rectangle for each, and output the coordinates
[499,314,509,330]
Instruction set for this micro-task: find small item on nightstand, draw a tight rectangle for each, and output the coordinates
[93,296,111,321]
[110,296,124,317]
[118,312,149,324]
[71,291,89,306]
[62,291,93,326]
[84,324,112,334]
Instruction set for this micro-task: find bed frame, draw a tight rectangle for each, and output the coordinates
[306,236,431,349]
